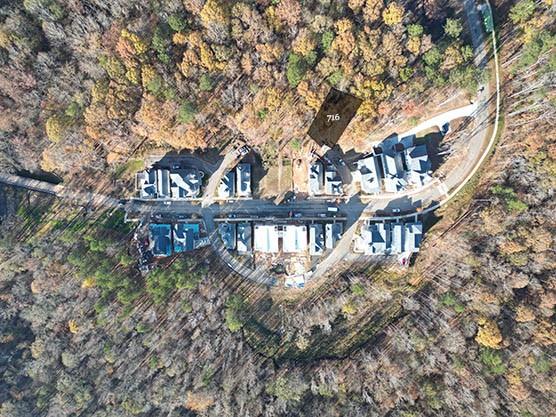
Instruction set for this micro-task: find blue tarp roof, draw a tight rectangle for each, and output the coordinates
[173,223,200,253]
[149,224,172,256]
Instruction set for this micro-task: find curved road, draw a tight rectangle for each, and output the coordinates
[0,1,500,283]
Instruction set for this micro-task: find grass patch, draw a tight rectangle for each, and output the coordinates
[114,159,144,179]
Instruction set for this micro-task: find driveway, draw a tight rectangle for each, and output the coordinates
[0,1,498,286]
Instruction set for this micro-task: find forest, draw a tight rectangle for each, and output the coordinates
[1,0,481,180]
[0,0,555,417]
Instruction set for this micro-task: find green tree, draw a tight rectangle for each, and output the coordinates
[509,0,536,25]
[444,18,463,38]
[224,295,246,332]
[327,69,343,86]
[407,23,423,37]
[266,375,308,403]
[152,25,171,65]
[480,349,507,375]
[286,53,307,88]
[491,185,528,213]
[178,101,198,124]
[321,30,334,52]
[45,114,70,143]
[168,14,187,32]
[423,46,441,66]
[199,73,214,91]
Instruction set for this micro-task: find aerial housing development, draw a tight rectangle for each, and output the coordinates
[136,166,204,199]
[131,111,440,287]
[354,135,433,195]
[2,1,553,416]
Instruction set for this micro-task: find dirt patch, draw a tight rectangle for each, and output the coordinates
[292,158,309,194]
[259,156,293,199]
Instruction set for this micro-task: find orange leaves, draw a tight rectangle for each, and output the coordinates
[256,43,284,64]
[332,19,355,56]
[184,391,215,412]
[275,0,301,26]
[382,2,405,26]
[200,0,228,27]
[134,95,207,150]
[68,320,79,334]
[475,318,503,349]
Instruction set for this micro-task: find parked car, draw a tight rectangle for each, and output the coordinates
[327,206,338,213]
[118,199,126,206]
[293,212,302,218]
[441,123,450,136]
[337,158,346,166]
[318,213,327,218]
[228,213,237,218]
[172,163,180,169]
[163,201,171,206]
[237,145,250,156]
[392,208,401,214]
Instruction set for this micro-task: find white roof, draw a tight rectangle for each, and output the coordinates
[236,222,252,253]
[381,154,399,177]
[170,170,200,198]
[325,223,343,249]
[236,164,251,197]
[390,223,403,254]
[219,171,235,198]
[254,224,279,253]
[404,145,432,186]
[383,176,407,193]
[285,275,305,288]
[324,164,342,195]
[405,222,423,253]
[137,170,157,198]
[309,224,324,256]
[359,223,389,255]
[157,169,170,197]
[283,225,307,253]
[354,222,423,255]
[357,156,381,194]
[308,161,324,195]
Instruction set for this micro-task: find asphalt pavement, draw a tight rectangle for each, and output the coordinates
[0,0,498,285]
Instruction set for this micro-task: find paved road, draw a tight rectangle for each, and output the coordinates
[0,1,500,285]
[0,173,120,208]
[201,150,239,208]
[398,103,478,138]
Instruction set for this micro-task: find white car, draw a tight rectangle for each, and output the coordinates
[237,145,250,156]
